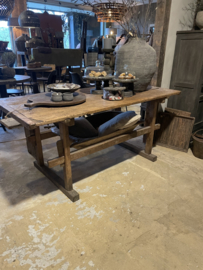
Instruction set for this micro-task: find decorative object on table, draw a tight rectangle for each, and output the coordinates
[115,37,156,92]
[103,86,126,101]
[51,92,62,102]
[47,83,81,93]
[83,60,114,94]
[15,34,31,52]
[0,0,15,20]
[0,51,16,79]
[154,108,195,153]
[118,72,136,79]
[24,92,86,108]
[113,71,138,97]
[192,129,203,159]
[18,10,40,28]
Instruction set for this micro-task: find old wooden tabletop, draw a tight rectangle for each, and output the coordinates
[0,87,180,130]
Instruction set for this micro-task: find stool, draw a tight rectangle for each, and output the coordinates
[37,77,48,92]
[7,89,24,96]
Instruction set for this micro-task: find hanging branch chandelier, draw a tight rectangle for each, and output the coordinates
[0,0,15,21]
[92,2,127,23]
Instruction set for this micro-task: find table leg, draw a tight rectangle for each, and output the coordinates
[31,72,39,94]
[144,100,158,154]
[119,100,158,162]
[25,125,79,202]
[59,121,73,191]
[0,85,8,98]
[25,127,44,166]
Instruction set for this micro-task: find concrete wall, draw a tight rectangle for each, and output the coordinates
[161,0,197,89]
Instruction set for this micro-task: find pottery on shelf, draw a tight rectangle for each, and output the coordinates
[115,37,156,92]
[196,11,203,30]
[15,34,30,52]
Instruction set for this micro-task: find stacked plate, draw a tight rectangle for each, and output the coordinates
[47,83,81,93]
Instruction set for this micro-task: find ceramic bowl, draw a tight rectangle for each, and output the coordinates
[51,92,62,102]
[63,93,73,101]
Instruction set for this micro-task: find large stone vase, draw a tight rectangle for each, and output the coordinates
[115,37,157,92]
[196,11,203,30]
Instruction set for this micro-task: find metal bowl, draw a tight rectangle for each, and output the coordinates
[47,83,81,93]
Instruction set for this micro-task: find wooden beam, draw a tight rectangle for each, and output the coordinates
[144,101,158,154]
[73,122,142,150]
[27,130,59,143]
[119,142,157,162]
[151,0,172,87]
[47,124,160,168]
[59,122,73,191]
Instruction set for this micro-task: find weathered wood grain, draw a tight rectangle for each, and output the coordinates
[152,0,172,86]
[0,87,180,130]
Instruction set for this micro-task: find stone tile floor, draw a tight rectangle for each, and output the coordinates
[0,122,203,270]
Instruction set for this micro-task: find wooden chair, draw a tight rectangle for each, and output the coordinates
[69,72,90,88]
[37,64,56,92]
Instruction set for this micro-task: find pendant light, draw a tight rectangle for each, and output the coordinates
[18,10,40,28]
[92,2,126,23]
[0,0,15,21]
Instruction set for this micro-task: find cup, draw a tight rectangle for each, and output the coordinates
[51,92,62,102]
[63,92,73,101]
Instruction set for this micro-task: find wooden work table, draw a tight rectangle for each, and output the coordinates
[0,87,180,202]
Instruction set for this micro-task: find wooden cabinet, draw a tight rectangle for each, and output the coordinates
[168,31,203,132]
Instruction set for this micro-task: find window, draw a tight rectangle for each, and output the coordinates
[0,21,11,50]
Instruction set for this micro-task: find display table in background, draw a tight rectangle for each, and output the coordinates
[0,75,31,98]
[14,66,52,93]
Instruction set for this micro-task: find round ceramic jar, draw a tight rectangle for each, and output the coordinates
[51,92,62,102]
[63,92,73,101]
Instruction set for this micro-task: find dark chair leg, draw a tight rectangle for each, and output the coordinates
[0,111,6,131]
[0,124,6,131]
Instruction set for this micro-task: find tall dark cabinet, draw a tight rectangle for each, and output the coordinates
[168,31,203,132]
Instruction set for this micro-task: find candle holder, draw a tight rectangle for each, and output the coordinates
[102,48,115,80]
[113,77,139,97]
[83,75,114,94]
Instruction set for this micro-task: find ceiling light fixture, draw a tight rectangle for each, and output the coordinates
[0,0,15,21]
[92,2,127,23]
[18,10,40,28]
